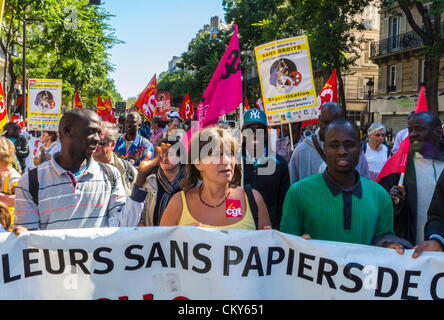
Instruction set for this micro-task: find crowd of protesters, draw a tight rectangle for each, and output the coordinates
[0,103,441,260]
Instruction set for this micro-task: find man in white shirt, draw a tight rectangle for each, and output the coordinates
[392,111,415,153]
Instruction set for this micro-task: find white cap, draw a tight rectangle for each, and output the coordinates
[167,111,181,120]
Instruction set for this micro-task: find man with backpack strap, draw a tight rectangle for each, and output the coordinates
[13,109,156,232]
[93,121,138,196]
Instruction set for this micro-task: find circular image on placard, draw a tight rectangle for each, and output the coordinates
[34,91,55,110]
[269,59,302,94]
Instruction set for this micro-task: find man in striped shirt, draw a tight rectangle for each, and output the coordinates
[13,109,154,231]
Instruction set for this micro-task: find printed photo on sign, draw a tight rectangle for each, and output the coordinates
[34,91,56,111]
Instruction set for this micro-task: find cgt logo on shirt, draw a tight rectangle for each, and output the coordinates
[226,199,242,218]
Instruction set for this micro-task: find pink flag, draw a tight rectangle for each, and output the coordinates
[183,25,242,148]
[196,24,242,126]
[376,86,428,183]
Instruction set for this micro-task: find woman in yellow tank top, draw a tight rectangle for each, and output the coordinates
[160,126,271,230]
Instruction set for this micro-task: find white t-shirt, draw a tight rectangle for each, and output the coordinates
[392,128,409,153]
[364,143,389,181]
[414,153,444,244]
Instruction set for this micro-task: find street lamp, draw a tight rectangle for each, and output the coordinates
[367,77,374,122]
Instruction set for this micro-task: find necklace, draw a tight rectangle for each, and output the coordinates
[199,185,230,208]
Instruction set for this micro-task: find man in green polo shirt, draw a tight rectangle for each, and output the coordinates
[281,118,407,251]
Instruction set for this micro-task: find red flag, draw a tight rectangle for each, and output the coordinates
[102,97,116,123]
[302,69,338,128]
[96,95,105,118]
[256,97,264,112]
[10,114,25,132]
[0,82,8,133]
[243,98,250,114]
[136,75,156,120]
[96,95,104,110]
[375,137,410,183]
[96,96,116,123]
[179,93,194,120]
[415,86,428,113]
[74,91,83,109]
[376,86,428,183]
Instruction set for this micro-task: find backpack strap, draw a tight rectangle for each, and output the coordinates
[120,158,135,183]
[312,134,327,163]
[98,163,117,190]
[28,167,39,205]
[244,184,259,230]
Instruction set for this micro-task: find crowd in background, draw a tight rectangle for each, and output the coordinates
[1,105,444,259]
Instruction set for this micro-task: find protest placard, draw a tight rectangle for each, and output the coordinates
[255,36,317,125]
[27,79,62,131]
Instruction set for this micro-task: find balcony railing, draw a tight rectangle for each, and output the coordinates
[370,30,424,58]
[371,24,444,58]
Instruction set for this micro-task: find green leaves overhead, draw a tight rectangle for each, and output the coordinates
[2,0,122,110]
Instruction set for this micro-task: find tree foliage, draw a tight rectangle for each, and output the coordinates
[1,0,122,113]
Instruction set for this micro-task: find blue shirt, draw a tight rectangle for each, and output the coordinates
[114,133,154,167]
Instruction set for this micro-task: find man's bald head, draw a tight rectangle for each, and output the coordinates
[409,111,441,130]
[127,112,142,124]
[408,111,442,154]
[59,108,100,139]
[319,102,345,141]
[58,108,101,162]
[321,102,345,118]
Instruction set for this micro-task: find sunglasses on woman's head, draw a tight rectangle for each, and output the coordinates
[98,140,112,146]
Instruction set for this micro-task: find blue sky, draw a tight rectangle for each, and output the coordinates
[102,0,226,100]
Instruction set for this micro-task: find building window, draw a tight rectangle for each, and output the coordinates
[388,65,397,92]
[389,16,400,50]
[346,111,362,127]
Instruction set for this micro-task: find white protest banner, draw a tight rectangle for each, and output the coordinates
[27,79,62,131]
[255,36,318,126]
[1,226,443,300]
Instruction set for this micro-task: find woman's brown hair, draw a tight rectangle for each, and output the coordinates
[180,126,241,191]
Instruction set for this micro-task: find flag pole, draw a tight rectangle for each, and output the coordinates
[393,172,405,206]
[288,122,294,152]
[240,104,244,189]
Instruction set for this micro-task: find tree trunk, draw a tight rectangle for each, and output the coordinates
[3,1,17,116]
[6,54,17,115]
[336,66,347,113]
[424,55,440,115]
